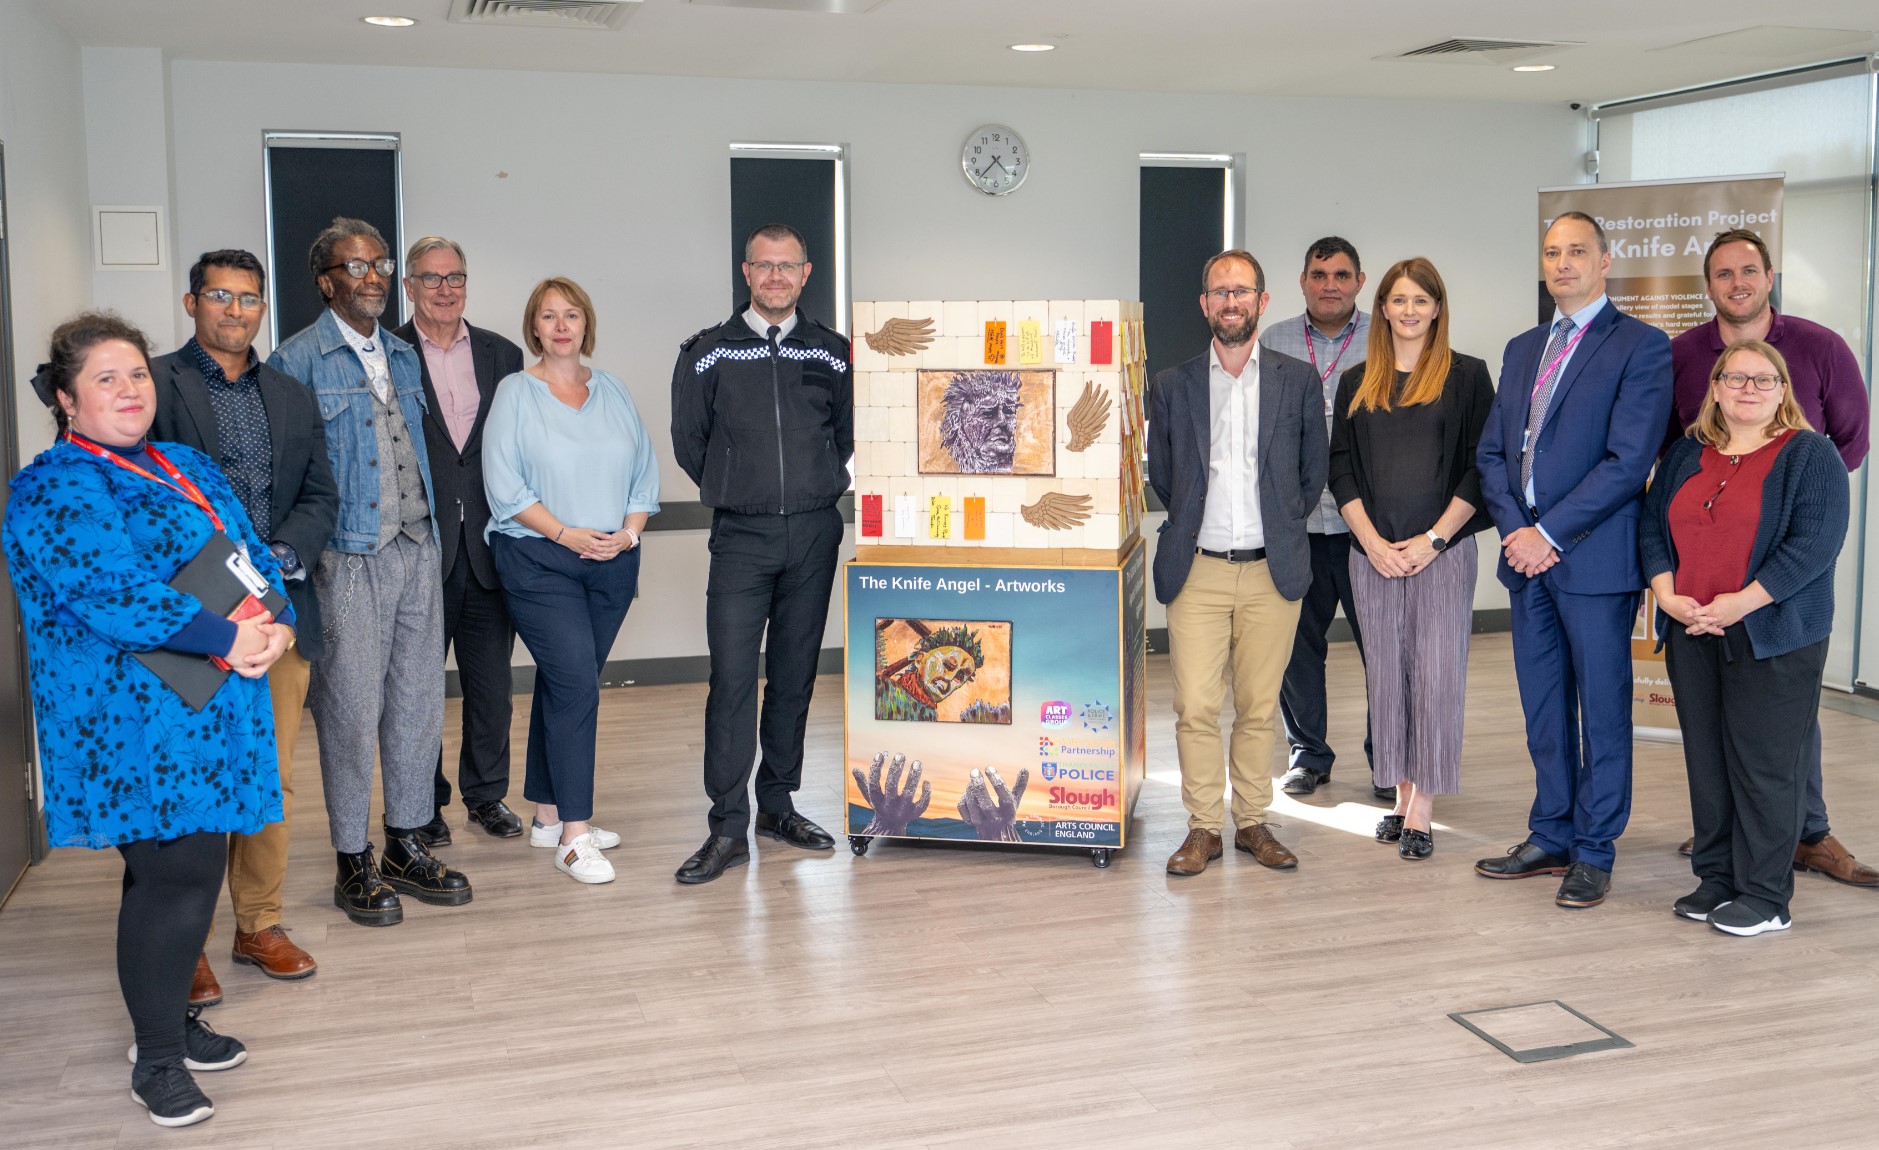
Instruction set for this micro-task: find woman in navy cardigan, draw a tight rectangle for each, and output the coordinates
[1640,338,1848,938]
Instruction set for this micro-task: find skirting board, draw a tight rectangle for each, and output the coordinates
[443,608,1513,696]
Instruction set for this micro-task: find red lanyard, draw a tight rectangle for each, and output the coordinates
[65,432,225,533]
[1304,317,1357,383]
[1530,326,1589,401]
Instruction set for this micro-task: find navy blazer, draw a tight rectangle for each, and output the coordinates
[1477,301,1673,594]
[391,320,524,589]
[1146,346,1326,605]
[149,349,340,661]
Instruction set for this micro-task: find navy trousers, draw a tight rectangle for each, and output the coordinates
[492,533,639,824]
[1508,573,1639,871]
[434,530,516,811]
[702,507,842,838]
[1279,531,1374,779]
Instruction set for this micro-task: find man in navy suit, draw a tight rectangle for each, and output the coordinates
[1474,211,1673,908]
[1147,249,1327,877]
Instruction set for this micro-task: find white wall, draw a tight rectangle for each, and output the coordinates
[82,46,176,345]
[0,0,92,464]
[153,61,1583,661]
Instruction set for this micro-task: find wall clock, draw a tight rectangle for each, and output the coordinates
[961,124,1030,196]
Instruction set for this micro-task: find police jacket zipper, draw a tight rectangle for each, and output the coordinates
[769,340,787,514]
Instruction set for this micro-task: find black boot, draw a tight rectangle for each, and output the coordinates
[381,828,474,906]
[334,846,403,927]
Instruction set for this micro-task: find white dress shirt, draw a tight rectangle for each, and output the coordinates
[744,308,799,341]
[335,313,392,403]
[1197,342,1264,551]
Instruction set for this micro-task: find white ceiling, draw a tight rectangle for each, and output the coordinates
[34,0,1879,105]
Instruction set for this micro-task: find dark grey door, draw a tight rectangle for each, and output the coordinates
[0,140,40,906]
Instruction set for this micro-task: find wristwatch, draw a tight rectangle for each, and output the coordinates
[1425,531,1449,553]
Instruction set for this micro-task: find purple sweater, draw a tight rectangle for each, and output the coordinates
[1669,310,1869,471]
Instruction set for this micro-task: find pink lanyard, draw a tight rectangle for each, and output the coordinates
[1530,326,1588,401]
[1304,317,1357,383]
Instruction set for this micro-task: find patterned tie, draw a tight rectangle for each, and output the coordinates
[1520,317,1577,495]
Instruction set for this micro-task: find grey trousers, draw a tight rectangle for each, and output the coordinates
[309,534,446,852]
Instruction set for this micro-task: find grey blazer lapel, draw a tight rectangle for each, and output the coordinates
[1256,348,1284,468]
[1185,357,1211,492]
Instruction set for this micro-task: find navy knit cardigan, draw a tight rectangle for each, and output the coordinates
[1639,428,1848,659]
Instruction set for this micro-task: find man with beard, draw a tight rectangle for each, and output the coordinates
[1257,237,1385,801]
[269,217,471,926]
[670,223,853,884]
[937,372,1022,472]
[1666,227,1873,887]
[1146,249,1327,876]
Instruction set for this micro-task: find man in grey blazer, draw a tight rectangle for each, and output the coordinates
[1147,249,1327,877]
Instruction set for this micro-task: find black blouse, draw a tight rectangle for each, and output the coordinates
[1327,354,1496,543]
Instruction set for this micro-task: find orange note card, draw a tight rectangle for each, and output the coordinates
[984,320,1007,365]
[963,497,986,540]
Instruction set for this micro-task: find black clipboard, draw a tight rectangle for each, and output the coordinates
[134,534,288,712]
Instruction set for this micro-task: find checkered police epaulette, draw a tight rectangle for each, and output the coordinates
[692,345,850,375]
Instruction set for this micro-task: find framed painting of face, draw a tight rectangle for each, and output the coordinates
[917,369,1055,475]
[873,617,1013,724]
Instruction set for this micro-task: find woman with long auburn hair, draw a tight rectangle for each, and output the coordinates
[1327,257,1495,859]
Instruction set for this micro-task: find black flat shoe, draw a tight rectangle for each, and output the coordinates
[755,810,835,850]
[380,830,473,906]
[334,846,402,927]
[1281,767,1326,796]
[676,836,751,885]
[1372,785,1397,803]
[1398,827,1434,860]
[1555,861,1612,909]
[1374,815,1404,843]
[410,812,452,848]
[1474,840,1570,879]
[467,800,525,839]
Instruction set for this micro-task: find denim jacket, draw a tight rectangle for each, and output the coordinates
[268,309,437,554]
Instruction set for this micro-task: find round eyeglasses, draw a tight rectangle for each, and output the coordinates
[322,258,397,280]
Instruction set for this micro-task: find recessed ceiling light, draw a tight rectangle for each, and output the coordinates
[1010,43,1056,52]
[1512,64,1555,72]
[363,16,417,28]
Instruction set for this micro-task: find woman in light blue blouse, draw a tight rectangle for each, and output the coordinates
[483,277,659,885]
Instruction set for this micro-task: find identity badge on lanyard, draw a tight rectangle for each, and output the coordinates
[66,432,227,534]
[1305,317,1357,415]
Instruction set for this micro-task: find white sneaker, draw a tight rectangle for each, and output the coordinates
[531,821,620,850]
[553,833,615,884]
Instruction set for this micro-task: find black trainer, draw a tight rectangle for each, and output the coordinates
[128,1006,246,1071]
[1708,900,1791,937]
[130,1063,214,1128]
[1672,885,1731,922]
[380,829,474,906]
[334,846,403,927]
[675,835,750,884]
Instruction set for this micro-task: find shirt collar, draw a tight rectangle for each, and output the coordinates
[417,319,470,353]
[1208,340,1259,382]
[744,307,799,342]
[183,336,259,387]
[1307,311,1363,343]
[330,310,384,352]
[1552,294,1608,332]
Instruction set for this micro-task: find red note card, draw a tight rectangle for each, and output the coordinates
[963,497,986,540]
[1090,320,1114,365]
[860,494,883,537]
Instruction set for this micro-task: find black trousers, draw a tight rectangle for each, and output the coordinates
[117,831,225,1068]
[434,531,516,812]
[702,507,842,838]
[1279,531,1374,778]
[1665,624,1828,920]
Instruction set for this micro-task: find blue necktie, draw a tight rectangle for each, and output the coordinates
[1521,317,1577,495]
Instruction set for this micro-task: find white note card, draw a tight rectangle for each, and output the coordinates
[1054,319,1078,364]
[894,495,918,538]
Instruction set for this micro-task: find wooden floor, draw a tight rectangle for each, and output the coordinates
[3,634,1877,1149]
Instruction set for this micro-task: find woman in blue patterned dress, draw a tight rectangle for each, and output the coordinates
[4,313,294,1128]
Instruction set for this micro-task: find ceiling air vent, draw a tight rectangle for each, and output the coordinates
[446,0,641,31]
[1381,37,1581,66]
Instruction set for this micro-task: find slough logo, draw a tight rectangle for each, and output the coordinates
[1040,701,1072,728]
[1079,700,1113,732]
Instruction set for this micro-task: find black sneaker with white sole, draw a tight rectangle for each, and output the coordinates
[1672,885,1731,922]
[128,1006,247,1071]
[1708,900,1792,937]
[130,1063,214,1127]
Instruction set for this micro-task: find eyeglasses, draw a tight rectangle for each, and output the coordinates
[197,288,263,310]
[747,261,804,277]
[322,258,397,280]
[1718,372,1782,392]
[411,272,467,289]
[1205,287,1260,303]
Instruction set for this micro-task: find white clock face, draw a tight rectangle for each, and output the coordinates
[962,124,1030,196]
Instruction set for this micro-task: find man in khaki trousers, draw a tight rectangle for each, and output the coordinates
[1145,249,1328,875]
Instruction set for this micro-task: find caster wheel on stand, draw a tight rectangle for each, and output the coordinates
[1090,848,1112,869]
[849,835,872,857]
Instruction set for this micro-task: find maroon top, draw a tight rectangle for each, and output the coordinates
[1669,310,1869,470]
[1668,429,1796,604]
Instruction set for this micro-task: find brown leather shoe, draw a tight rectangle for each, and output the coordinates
[1678,836,1694,857]
[189,953,222,1008]
[232,925,319,979]
[1166,828,1223,876]
[1234,823,1298,869]
[1794,835,1879,887]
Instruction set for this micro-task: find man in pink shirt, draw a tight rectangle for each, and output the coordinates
[395,236,526,842]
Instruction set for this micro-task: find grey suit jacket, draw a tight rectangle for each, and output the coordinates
[1145,346,1327,605]
[149,349,340,660]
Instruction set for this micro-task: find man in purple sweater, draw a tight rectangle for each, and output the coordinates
[1667,227,1872,888]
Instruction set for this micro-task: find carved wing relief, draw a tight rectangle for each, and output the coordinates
[864,316,936,356]
[1064,380,1111,451]
[1020,491,1093,530]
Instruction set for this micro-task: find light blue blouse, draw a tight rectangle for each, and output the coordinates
[483,368,661,539]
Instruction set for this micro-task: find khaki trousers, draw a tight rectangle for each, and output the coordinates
[1166,555,1301,832]
[225,646,311,935]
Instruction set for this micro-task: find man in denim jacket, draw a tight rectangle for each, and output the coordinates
[269,216,472,927]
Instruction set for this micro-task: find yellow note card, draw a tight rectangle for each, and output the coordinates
[1017,319,1042,364]
[963,497,986,540]
[928,495,951,539]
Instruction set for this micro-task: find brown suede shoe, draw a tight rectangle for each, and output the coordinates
[1167,828,1224,876]
[1678,836,1694,857]
[1235,823,1298,869]
[1794,835,1879,887]
[189,953,222,1008]
[232,925,319,979]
